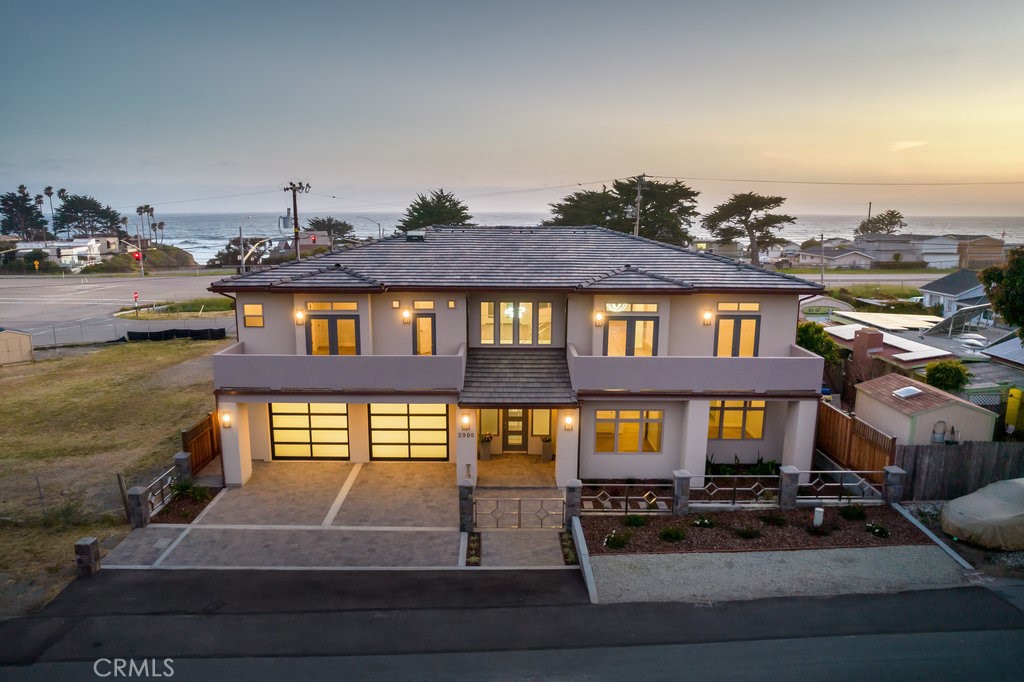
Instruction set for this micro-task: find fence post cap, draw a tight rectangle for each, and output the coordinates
[564,479,583,489]
[173,451,190,461]
[779,465,801,474]
[673,469,692,479]
[75,537,98,547]
[883,465,907,475]
[458,478,474,488]
[126,485,148,495]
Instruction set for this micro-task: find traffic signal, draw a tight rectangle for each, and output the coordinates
[310,235,317,244]
[133,251,141,261]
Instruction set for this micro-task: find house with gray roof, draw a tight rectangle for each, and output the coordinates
[919,269,986,317]
[209,225,824,488]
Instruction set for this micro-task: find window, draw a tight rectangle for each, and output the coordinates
[717,302,759,312]
[715,316,759,357]
[480,300,553,345]
[307,301,358,311]
[708,400,765,440]
[306,315,359,355]
[243,303,264,327]
[604,317,658,356]
[413,300,435,310]
[413,314,435,355]
[594,410,663,454]
[369,403,449,460]
[605,302,658,313]
[531,409,551,437]
[269,403,348,459]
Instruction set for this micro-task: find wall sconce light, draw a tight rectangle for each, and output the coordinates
[392,300,400,309]
[594,311,605,327]
[294,309,305,325]
[461,414,471,430]
[401,309,411,324]
[702,310,713,326]
[220,411,232,429]
[564,414,574,431]
[448,300,456,309]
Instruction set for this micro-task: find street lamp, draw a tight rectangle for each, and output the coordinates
[355,216,384,239]
[241,237,277,273]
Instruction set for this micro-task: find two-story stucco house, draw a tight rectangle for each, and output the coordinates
[209,226,825,489]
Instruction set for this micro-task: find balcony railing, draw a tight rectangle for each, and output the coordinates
[213,342,465,393]
[566,344,822,395]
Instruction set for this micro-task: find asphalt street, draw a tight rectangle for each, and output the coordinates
[0,273,234,346]
[2,570,1023,680]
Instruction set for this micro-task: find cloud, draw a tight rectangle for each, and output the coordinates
[890,140,928,152]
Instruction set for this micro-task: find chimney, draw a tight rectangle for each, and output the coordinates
[851,328,884,384]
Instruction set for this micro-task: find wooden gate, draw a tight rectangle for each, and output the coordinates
[181,412,220,475]
[816,402,896,482]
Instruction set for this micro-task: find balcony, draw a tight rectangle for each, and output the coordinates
[566,344,823,397]
[213,342,466,394]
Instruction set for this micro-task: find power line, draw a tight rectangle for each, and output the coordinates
[648,174,1024,187]
[111,189,281,211]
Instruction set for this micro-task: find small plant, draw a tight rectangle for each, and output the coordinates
[41,496,90,529]
[839,504,867,521]
[604,530,631,549]
[623,514,648,528]
[692,516,716,528]
[172,479,211,503]
[759,513,787,527]
[559,531,578,565]
[734,527,762,540]
[807,524,832,537]
[466,531,482,566]
[866,522,890,538]
[659,526,686,542]
[479,433,493,443]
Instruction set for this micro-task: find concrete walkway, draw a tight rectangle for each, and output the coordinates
[481,530,566,567]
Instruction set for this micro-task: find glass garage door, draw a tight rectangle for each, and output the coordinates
[369,403,449,460]
[269,403,349,459]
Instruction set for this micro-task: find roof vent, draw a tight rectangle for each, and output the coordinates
[405,228,426,242]
[893,386,923,399]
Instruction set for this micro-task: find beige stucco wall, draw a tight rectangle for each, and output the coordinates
[853,393,910,443]
[370,293,467,356]
[232,292,297,354]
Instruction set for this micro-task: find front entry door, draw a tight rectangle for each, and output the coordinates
[503,408,528,452]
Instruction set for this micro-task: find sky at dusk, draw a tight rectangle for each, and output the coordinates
[2,0,1022,217]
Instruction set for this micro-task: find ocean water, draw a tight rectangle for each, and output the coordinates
[150,211,1024,265]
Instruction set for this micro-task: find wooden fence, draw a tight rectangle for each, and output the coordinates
[895,442,1024,500]
[816,402,896,482]
[181,412,220,476]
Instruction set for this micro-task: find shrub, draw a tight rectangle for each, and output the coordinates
[692,516,716,528]
[759,513,787,527]
[734,527,762,540]
[623,514,648,528]
[866,522,891,538]
[839,504,867,521]
[41,497,90,529]
[659,527,686,542]
[604,531,631,549]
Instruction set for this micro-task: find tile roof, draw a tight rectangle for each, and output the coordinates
[855,373,988,417]
[210,226,822,294]
[919,269,981,296]
[460,348,576,406]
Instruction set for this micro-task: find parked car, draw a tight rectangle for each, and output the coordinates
[940,478,1024,550]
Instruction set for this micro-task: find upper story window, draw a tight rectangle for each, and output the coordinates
[604,317,657,356]
[714,302,760,357]
[306,315,359,355]
[243,304,264,327]
[413,300,435,310]
[480,301,552,346]
[605,302,658,313]
[307,301,358,311]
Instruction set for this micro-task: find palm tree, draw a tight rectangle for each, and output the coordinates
[34,195,45,241]
[43,186,57,239]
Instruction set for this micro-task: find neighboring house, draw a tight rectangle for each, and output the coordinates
[0,328,33,365]
[855,373,997,445]
[763,241,800,261]
[851,233,922,264]
[15,237,119,269]
[268,231,330,259]
[693,239,743,260]
[949,234,1005,269]
[796,247,874,269]
[918,269,986,317]
[209,225,825,488]
[916,236,960,269]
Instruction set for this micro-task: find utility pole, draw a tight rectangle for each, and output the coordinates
[283,182,311,259]
[867,201,872,220]
[820,231,825,285]
[136,222,145,277]
[633,173,645,237]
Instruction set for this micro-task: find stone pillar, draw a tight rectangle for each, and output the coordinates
[75,537,100,577]
[564,479,582,524]
[672,469,692,515]
[127,486,150,529]
[173,451,191,482]
[883,465,907,503]
[458,479,474,533]
[779,465,800,510]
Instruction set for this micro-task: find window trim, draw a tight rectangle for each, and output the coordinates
[603,316,659,356]
[713,315,760,357]
[305,314,360,355]
[412,313,436,356]
[707,400,766,440]
[594,409,664,454]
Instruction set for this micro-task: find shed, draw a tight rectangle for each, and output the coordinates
[0,328,34,364]
[854,374,996,445]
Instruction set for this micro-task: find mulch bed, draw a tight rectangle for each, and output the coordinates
[581,505,931,555]
[151,488,219,524]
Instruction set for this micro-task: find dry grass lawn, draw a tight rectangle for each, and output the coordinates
[0,339,231,616]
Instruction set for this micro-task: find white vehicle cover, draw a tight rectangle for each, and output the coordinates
[940,478,1024,551]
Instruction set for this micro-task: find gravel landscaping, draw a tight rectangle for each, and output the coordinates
[581,505,930,555]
